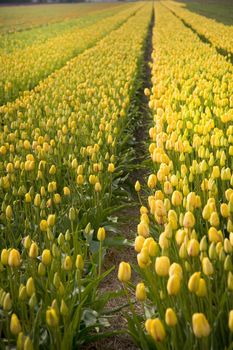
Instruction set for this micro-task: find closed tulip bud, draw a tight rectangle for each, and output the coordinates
[17,332,24,350]
[196,278,207,297]
[134,236,145,252]
[6,205,13,220]
[188,272,201,293]
[40,219,48,232]
[26,277,35,297]
[65,230,71,241]
[220,203,229,217]
[229,310,233,332]
[63,256,72,271]
[47,214,55,227]
[208,227,223,243]
[187,239,200,257]
[41,249,52,266]
[202,204,211,220]
[183,211,195,228]
[25,193,31,203]
[24,336,33,350]
[171,191,183,206]
[63,186,70,196]
[10,314,22,335]
[52,273,60,290]
[202,257,214,276]
[192,313,211,338]
[224,239,232,254]
[135,180,141,192]
[148,240,159,256]
[19,285,27,300]
[23,235,31,249]
[29,242,38,258]
[224,255,232,271]
[167,274,180,295]
[57,233,64,246]
[107,163,115,173]
[3,293,12,311]
[94,182,102,192]
[169,263,183,280]
[179,242,187,259]
[155,256,170,276]
[209,212,219,227]
[60,299,69,316]
[97,227,106,241]
[228,272,233,291]
[165,308,177,327]
[29,293,37,308]
[46,308,59,327]
[137,221,149,238]
[118,262,131,282]
[8,248,21,267]
[69,207,76,221]
[147,318,166,342]
[147,174,157,188]
[1,248,9,265]
[200,236,208,251]
[136,282,146,301]
[75,255,84,270]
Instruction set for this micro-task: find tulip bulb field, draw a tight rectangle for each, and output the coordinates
[0,0,233,349]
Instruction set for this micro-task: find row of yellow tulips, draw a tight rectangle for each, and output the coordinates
[0,4,153,349]
[0,3,142,105]
[119,3,233,349]
[165,0,233,55]
[0,3,132,54]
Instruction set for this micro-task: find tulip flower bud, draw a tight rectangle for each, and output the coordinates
[69,207,76,221]
[167,274,180,295]
[63,256,72,271]
[29,293,37,309]
[137,221,149,238]
[10,314,22,335]
[6,205,13,220]
[38,262,46,277]
[187,239,200,257]
[46,308,59,327]
[192,313,211,338]
[97,227,106,241]
[60,299,69,316]
[23,235,31,250]
[228,272,233,291]
[169,263,183,280]
[155,256,170,276]
[146,318,166,342]
[40,220,48,232]
[229,310,233,332]
[28,242,39,259]
[42,249,52,266]
[19,285,27,300]
[17,332,24,350]
[75,255,84,270]
[224,239,232,254]
[47,214,55,227]
[1,248,9,265]
[118,262,131,282]
[202,257,214,276]
[165,308,177,327]
[147,174,157,189]
[195,278,207,297]
[136,282,146,301]
[26,277,35,297]
[135,181,141,192]
[171,191,183,206]
[183,211,195,228]
[208,227,223,243]
[58,233,64,246]
[107,163,115,173]
[3,292,12,311]
[24,336,33,350]
[224,255,232,271]
[63,186,70,196]
[188,272,201,293]
[200,236,208,251]
[8,248,21,267]
[134,236,145,252]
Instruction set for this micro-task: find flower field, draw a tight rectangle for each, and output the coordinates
[0,1,233,349]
